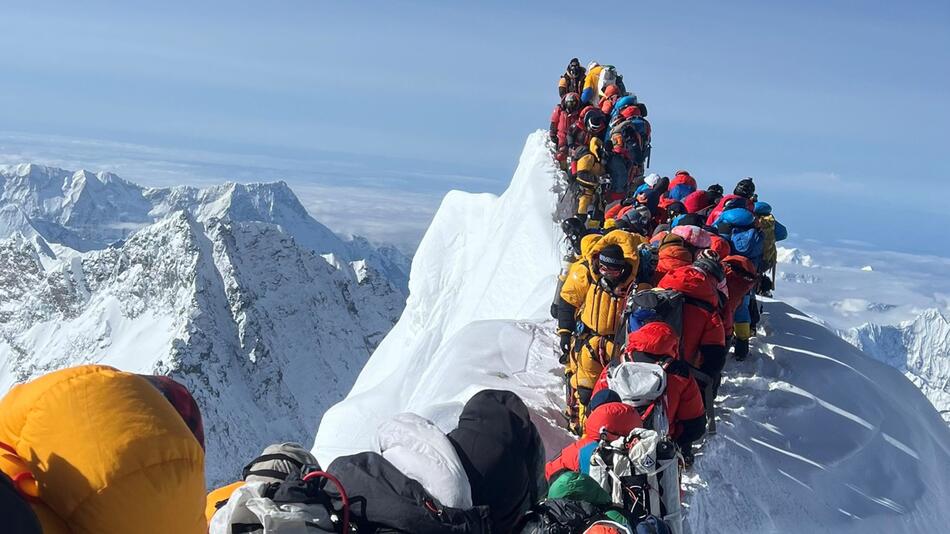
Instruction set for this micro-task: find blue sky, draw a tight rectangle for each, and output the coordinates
[1,1,948,254]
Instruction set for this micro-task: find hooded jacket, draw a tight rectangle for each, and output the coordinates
[544,402,643,480]
[665,172,697,202]
[705,194,755,227]
[448,390,546,533]
[558,65,585,97]
[375,413,473,509]
[550,95,580,150]
[652,234,694,285]
[657,267,726,368]
[0,365,206,534]
[559,230,644,337]
[682,190,713,214]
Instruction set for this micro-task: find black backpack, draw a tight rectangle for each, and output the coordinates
[516,499,630,534]
[614,288,715,356]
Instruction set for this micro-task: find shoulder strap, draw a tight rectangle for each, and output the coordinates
[683,295,715,313]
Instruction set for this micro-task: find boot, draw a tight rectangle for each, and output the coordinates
[734,338,750,361]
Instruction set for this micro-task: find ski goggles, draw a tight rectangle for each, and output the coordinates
[598,262,625,276]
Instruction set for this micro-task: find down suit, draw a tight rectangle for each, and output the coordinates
[0,365,206,534]
[591,323,706,450]
[559,230,644,419]
[656,266,726,377]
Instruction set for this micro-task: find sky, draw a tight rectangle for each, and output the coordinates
[1,1,948,254]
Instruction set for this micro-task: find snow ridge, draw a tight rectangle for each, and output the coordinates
[315,132,950,532]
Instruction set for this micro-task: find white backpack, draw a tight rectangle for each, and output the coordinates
[209,482,332,534]
[588,428,683,534]
[606,361,670,436]
[598,65,619,96]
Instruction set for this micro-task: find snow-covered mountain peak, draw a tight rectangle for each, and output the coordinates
[844,308,950,425]
[0,162,410,291]
[777,246,815,267]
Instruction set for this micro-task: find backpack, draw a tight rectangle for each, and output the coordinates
[729,227,764,268]
[209,470,343,534]
[605,361,670,436]
[665,184,695,202]
[614,289,715,361]
[598,65,619,95]
[621,290,687,340]
[757,214,777,270]
[517,499,629,534]
[587,429,683,534]
[608,121,644,163]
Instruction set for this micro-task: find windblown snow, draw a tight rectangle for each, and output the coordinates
[316,131,950,532]
[0,164,410,486]
[773,243,950,426]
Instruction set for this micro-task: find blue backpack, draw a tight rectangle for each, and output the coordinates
[666,183,695,202]
[730,227,764,268]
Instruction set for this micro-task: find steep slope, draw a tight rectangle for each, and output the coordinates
[772,243,950,425]
[314,131,573,463]
[690,301,950,532]
[314,131,950,532]
[0,211,403,486]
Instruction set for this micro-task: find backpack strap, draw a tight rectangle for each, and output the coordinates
[683,295,716,313]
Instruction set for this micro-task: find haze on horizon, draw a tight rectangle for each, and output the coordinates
[1,1,947,255]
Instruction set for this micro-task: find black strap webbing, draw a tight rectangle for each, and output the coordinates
[242,453,307,480]
[231,523,264,534]
[683,295,716,314]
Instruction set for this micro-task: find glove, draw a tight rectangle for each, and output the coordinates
[559,333,572,363]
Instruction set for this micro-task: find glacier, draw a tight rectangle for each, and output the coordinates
[315,131,950,532]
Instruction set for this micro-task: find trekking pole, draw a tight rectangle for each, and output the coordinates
[771,263,777,292]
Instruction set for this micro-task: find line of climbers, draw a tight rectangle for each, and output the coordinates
[551,59,652,228]
[546,57,789,534]
[0,61,789,534]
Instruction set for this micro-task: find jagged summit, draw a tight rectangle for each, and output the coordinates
[0,162,409,289]
[845,308,950,424]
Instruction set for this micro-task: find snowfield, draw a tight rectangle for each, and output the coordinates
[315,131,950,532]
